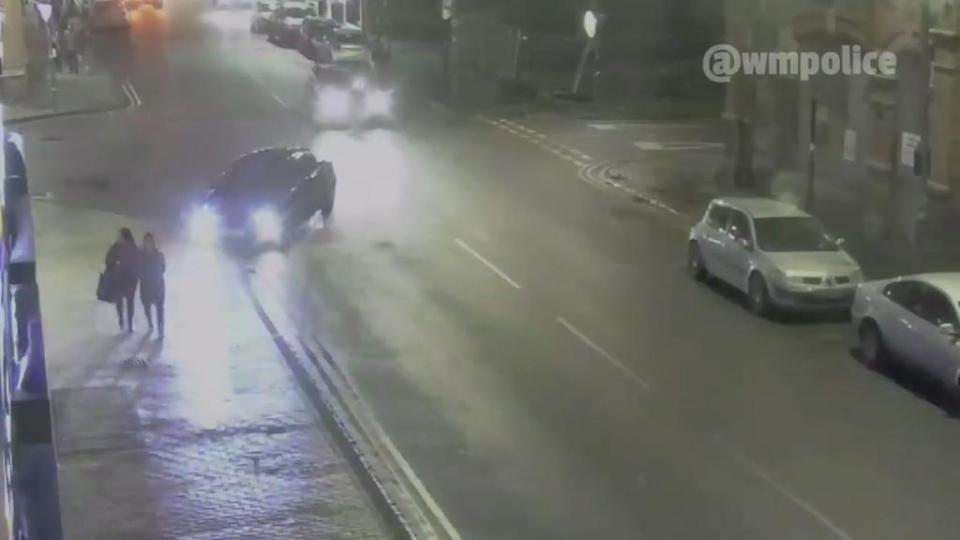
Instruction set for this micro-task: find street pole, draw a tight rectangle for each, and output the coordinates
[806,98,817,211]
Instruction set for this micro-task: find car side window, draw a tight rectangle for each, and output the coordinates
[883,281,917,307]
[727,211,752,242]
[705,205,730,231]
[916,285,960,327]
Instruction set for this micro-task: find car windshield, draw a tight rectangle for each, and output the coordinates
[753,217,838,252]
[283,7,308,18]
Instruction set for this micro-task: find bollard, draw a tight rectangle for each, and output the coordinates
[1,131,63,540]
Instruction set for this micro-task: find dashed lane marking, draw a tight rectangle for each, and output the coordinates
[268,92,286,108]
[714,436,855,540]
[122,80,142,109]
[455,238,522,290]
[556,317,651,390]
[635,141,724,151]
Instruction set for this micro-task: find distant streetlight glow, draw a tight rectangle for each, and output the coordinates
[583,10,598,39]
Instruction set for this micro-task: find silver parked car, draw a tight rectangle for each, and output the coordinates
[852,274,960,389]
[688,197,863,315]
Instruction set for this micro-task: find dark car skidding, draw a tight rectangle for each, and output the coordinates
[190,148,336,246]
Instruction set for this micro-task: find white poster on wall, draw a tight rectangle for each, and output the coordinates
[901,132,921,168]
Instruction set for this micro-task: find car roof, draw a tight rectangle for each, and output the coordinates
[712,197,811,219]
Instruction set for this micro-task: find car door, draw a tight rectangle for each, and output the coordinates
[722,209,755,291]
[698,203,732,281]
[909,284,960,382]
[875,280,925,361]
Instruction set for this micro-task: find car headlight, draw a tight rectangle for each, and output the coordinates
[352,77,367,91]
[252,206,282,242]
[317,88,350,119]
[189,204,221,243]
[365,89,393,116]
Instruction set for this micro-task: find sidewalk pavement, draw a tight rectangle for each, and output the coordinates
[35,201,385,539]
[0,3,127,124]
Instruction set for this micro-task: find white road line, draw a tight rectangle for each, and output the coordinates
[455,239,522,289]
[714,437,855,540]
[588,124,619,130]
[124,80,142,107]
[556,317,650,390]
[268,92,286,108]
[635,141,724,151]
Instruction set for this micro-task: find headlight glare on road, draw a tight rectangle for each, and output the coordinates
[252,206,282,242]
[352,77,367,91]
[317,88,350,119]
[189,204,221,244]
[365,90,393,116]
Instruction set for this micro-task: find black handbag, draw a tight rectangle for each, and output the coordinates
[97,268,115,303]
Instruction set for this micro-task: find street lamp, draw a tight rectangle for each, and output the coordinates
[573,10,603,98]
[583,10,598,39]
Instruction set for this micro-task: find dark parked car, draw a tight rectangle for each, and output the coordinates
[298,16,339,61]
[250,0,275,33]
[266,2,313,46]
[189,148,336,246]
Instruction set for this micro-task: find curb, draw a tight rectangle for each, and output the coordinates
[4,100,129,125]
[241,274,457,540]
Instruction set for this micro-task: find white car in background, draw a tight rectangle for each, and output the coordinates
[852,273,960,390]
[688,197,863,316]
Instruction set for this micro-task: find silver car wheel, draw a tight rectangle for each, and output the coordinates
[687,242,707,281]
[748,273,770,317]
[859,322,884,368]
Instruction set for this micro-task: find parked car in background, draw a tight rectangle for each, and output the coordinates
[266,2,314,46]
[298,16,339,61]
[212,0,253,8]
[332,22,367,61]
[250,0,275,33]
[688,197,863,316]
[852,273,960,392]
[88,0,130,30]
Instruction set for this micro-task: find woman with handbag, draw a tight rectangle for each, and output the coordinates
[104,228,140,333]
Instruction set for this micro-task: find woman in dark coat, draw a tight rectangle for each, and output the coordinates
[139,233,166,338]
[105,228,140,332]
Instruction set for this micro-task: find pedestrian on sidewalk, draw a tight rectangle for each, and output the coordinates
[105,228,140,332]
[139,233,166,339]
[61,17,81,74]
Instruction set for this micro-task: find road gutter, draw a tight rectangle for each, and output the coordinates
[241,270,461,540]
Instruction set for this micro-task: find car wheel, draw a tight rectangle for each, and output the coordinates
[747,273,771,317]
[858,321,886,368]
[320,175,336,218]
[320,193,334,218]
[687,242,707,281]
